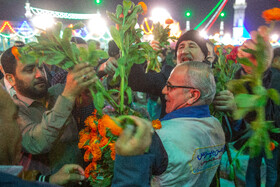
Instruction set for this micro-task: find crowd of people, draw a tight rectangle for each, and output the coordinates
[0,22,280,187]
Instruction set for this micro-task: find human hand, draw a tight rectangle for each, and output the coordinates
[151,40,161,52]
[49,164,85,186]
[62,63,97,102]
[238,25,273,74]
[115,116,153,156]
[104,57,118,76]
[213,90,237,114]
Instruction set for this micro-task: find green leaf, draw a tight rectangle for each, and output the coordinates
[107,11,122,25]
[88,41,96,53]
[238,57,253,67]
[110,26,122,50]
[61,61,74,69]
[125,87,132,104]
[233,107,253,120]
[107,89,120,95]
[94,92,105,113]
[95,50,109,59]
[235,159,241,171]
[227,79,249,95]
[123,0,132,17]
[38,55,48,66]
[255,96,267,107]
[46,52,66,65]
[62,28,72,42]
[19,54,36,65]
[253,86,267,96]
[73,22,85,30]
[235,94,257,108]
[52,22,62,41]
[267,88,280,105]
[270,128,280,133]
[243,48,257,56]
[79,47,88,63]
[116,5,123,18]
[71,43,80,63]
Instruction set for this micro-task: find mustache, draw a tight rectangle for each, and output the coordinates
[34,77,47,85]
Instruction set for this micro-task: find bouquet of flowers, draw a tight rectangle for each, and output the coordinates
[227,7,280,158]
[210,44,240,121]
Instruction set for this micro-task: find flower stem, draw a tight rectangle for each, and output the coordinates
[101,137,113,150]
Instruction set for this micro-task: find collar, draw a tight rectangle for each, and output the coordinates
[16,92,36,106]
[4,78,12,90]
[4,78,16,97]
[161,105,211,121]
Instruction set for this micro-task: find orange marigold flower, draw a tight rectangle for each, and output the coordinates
[84,115,98,131]
[84,162,97,178]
[165,18,174,25]
[78,133,90,149]
[84,147,92,162]
[100,115,123,136]
[99,137,109,148]
[270,142,275,151]
[152,119,162,129]
[262,8,280,23]
[79,127,90,136]
[138,2,148,15]
[98,119,107,137]
[11,46,21,61]
[87,142,102,162]
[109,143,116,160]
[214,45,221,56]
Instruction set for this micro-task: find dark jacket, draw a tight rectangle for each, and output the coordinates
[128,63,173,118]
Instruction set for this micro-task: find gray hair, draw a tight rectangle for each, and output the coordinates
[179,61,216,105]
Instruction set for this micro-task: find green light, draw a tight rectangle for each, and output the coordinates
[95,0,101,4]
[185,11,191,17]
[194,0,223,30]
[220,12,225,17]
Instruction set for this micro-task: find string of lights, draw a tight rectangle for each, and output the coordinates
[203,0,228,31]
[29,6,96,20]
[206,0,228,32]
[194,0,223,30]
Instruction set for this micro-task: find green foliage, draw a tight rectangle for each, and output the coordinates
[226,34,280,158]
[18,22,115,115]
[210,45,240,121]
[107,0,154,115]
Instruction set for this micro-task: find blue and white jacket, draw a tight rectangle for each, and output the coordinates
[113,105,225,187]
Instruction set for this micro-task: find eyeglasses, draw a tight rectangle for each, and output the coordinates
[165,82,196,92]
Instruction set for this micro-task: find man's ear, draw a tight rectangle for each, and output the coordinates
[5,73,16,87]
[0,65,4,74]
[187,89,201,105]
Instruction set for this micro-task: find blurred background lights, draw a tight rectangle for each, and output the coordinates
[88,14,107,36]
[150,8,171,24]
[271,34,279,42]
[32,15,55,30]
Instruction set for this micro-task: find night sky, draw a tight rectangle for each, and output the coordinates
[0,0,279,35]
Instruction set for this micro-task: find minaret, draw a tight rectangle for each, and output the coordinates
[25,0,33,19]
[233,0,247,39]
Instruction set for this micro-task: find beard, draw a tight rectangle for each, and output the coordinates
[15,77,48,100]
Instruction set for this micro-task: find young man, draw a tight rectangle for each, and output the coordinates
[1,47,96,175]
[0,86,85,186]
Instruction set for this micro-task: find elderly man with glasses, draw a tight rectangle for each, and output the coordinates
[112,61,225,187]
